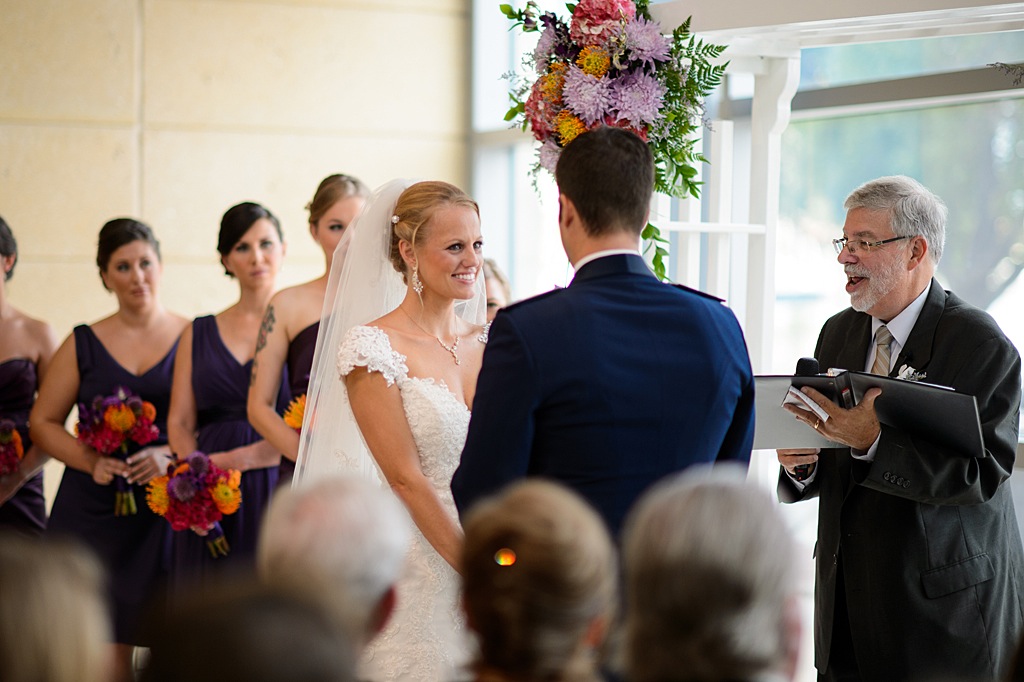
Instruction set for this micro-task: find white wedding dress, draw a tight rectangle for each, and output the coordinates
[337,324,473,682]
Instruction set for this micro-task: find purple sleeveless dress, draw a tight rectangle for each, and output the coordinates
[279,321,319,487]
[0,358,46,535]
[47,325,177,645]
[170,315,285,588]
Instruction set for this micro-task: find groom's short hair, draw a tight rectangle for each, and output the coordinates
[555,126,654,237]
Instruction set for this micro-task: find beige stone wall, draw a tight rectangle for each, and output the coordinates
[0,0,469,500]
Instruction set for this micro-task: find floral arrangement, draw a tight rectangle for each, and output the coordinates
[76,386,159,516]
[0,420,24,477]
[502,0,727,279]
[146,451,242,559]
[283,394,306,433]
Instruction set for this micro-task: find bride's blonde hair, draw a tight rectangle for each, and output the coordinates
[388,181,479,284]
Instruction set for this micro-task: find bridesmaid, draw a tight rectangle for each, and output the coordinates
[247,174,368,485]
[0,216,58,536]
[30,218,188,682]
[167,202,287,587]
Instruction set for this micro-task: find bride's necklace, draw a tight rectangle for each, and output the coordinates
[399,305,462,366]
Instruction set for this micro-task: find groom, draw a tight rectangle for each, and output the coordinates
[453,126,755,536]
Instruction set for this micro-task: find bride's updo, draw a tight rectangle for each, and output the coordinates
[462,480,616,682]
[388,181,479,284]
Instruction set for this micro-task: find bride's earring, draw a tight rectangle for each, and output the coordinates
[412,266,424,295]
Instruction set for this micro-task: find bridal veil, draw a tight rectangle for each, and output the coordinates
[293,179,486,487]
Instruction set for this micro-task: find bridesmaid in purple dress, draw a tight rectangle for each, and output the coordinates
[31,218,188,682]
[0,216,57,536]
[247,174,368,486]
[167,202,287,587]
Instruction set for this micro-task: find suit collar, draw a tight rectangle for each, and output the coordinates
[570,253,655,285]
[893,277,945,373]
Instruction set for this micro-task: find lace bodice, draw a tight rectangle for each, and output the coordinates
[336,325,471,681]
[337,325,470,495]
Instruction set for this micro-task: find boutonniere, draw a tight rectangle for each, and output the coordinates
[897,364,927,382]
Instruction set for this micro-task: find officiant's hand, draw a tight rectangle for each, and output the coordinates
[784,386,882,451]
[777,448,819,476]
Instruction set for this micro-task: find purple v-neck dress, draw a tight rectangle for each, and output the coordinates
[0,358,47,535]
[278,320,319,487]
[47,325,177,645]
[170,315,284,588]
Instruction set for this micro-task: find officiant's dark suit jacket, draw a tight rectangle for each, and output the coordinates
[453,253,754,537]
[779,279,1024,680]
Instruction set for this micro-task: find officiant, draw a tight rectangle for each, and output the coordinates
[777,175,1024,681]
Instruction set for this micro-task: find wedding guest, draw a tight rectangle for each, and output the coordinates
[0,215,58,536]
[258,475,411,649]
[141,579,356,682]
[621,467,800,682]
[167,202,288,589]
[462,479,616,682]
[247,174,368,487]
[482,257,511,322]
[455,126,755,537]
[0,533,112,682]
[31,218,188,682]
[777,176,1024,680]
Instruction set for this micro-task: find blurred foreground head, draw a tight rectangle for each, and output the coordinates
[257,475,411,646]
[0,534,111,682]
[462,479,617,682]
[622,467,800,682]
[141,580,356,682]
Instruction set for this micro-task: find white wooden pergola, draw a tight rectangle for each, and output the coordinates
[647,0,1024,373]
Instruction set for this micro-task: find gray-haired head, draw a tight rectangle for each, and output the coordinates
[621,465,799,682]
[844,175,947,265]
[257,476,411,645]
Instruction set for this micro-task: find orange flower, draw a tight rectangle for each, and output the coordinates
[104,404,136,433]
[141,401,157,422]
[211,480,241,515]
[540,62,567,103]
[146,476,170,515]
[576,46,610,77]
[283,394,306,432]
[555,110,588,146]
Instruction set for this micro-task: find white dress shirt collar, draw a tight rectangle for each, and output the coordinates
[572,248,641,272]
[868,281,932,372]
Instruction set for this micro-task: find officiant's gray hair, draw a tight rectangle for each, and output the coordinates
[258,476,410,642]
[621,466,798,682]
[844,175,947,265]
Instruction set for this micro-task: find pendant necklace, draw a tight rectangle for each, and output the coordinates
[400,305,462,365]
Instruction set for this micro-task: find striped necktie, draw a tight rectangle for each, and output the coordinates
[871,325,893,376]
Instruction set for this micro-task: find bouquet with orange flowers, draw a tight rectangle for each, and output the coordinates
[76,386,159,516]
[146,451,242,559]
[0,419,25,476]
[283,393,306,432]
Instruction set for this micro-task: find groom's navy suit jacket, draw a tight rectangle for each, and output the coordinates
[453,254,755,536]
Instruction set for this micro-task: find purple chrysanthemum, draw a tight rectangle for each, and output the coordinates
[533,23,556,72]
[563,64,612,125]
[186,451,209,477]
[538,140,562,173]
[610,70,665,126]
[169,475,197,502]
[624,17,671,68]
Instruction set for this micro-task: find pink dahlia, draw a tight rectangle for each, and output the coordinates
[570,0,635,47]
[525,80,558,142]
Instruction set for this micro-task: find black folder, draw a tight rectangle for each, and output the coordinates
[753,371,984,456]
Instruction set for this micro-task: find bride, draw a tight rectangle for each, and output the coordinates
[294,179,488,681]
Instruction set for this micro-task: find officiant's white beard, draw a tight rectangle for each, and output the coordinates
[847,255,904,314]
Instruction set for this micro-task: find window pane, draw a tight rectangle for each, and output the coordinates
[800,31,1024,90]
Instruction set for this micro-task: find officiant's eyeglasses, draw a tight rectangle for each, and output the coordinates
[832,235,910,255]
